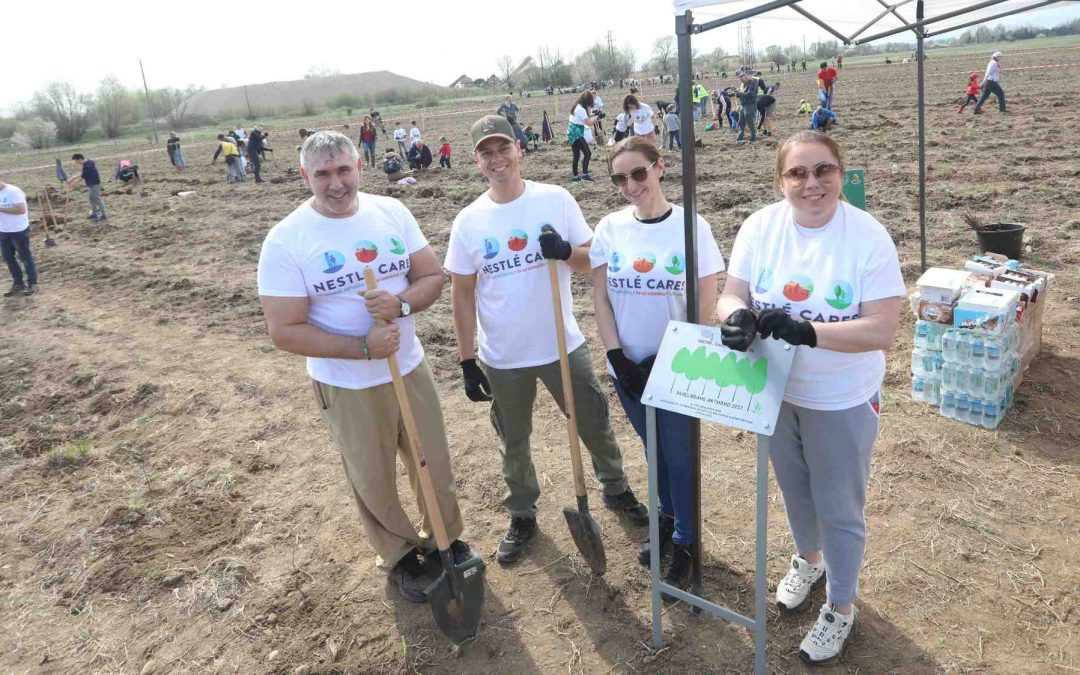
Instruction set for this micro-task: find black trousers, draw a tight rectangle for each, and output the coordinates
[571,137,591,176]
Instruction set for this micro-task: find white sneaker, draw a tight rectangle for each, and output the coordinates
[799,604,856,666]
[775,554,825,611]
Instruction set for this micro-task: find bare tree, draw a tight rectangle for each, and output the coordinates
[652,36,675,75]
[495,55,515,90]
[32,81,93,143]
[96,76,135,139]
[156,85,204,129]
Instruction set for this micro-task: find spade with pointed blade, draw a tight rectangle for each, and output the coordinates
[547,261,607,575]
[363,268,486,644]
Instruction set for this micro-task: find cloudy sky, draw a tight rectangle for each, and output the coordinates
[5,0,1077,112]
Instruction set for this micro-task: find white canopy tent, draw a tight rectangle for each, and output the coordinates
[649,2,1079,672]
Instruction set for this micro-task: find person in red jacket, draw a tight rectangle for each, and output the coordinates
[817,62,838,109]
[438,136,452,169]
[958,73,981,113]
[359,116,378,167]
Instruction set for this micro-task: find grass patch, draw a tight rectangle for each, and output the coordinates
[46,441,93,469]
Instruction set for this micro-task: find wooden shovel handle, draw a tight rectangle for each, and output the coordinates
[547,261,588,499]
[362,268,452,551]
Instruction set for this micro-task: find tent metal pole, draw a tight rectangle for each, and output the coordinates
[917,0,927,273]
[675,9,703,605]
[693,0,801,34]
[924,0,1062,37]
[851,0,917,40]
[854,0,1012,44]
[788,5,852,44]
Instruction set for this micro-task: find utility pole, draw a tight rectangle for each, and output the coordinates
[139,59,160,145]
[243,85,253,120]
[802,34,807,61]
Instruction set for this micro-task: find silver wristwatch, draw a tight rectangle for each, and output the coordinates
[398,295,412,317]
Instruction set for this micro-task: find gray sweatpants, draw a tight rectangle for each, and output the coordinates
[87,185,106,219]
[480,344,630,518]
[759,393,880,606]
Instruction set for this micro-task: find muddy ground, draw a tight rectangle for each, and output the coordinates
[2,43,1080,674]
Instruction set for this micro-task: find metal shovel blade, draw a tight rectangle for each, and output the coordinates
[424,553,486,644]
[563,495,607,576]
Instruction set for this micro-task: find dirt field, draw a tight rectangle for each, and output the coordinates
[3,42,1080,675]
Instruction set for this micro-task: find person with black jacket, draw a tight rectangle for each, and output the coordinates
[407,139,433,171]
[247,126,268,183]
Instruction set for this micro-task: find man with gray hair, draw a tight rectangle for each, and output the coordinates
[257,131,476,604]
[973,51,1008,115]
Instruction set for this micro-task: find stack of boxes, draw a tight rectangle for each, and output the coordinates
[909,256,1051,429]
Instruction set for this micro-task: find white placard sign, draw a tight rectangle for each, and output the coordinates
[641,321,796,436]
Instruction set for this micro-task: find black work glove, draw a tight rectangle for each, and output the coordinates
[608,348,648,399]
[460,359,493,402]
[757,308,817,348]
[720,308,758,352]
[538,229,572,261]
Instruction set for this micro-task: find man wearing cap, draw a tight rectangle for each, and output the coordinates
[973,51,1008,115]
[445,115,649,565]
[257,130,476,604]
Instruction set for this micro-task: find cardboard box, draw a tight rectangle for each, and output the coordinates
[953,288,1021,333]
[916,268,972,304]
[917,298,954,324]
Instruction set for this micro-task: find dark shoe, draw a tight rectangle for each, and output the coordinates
[581,173,595,182]
[637,514,675,566]
[392,548,436,603]
[23,284,37,296]
[255,179,266,183]
[571,175,582,182]
[425,539,475,569]
[86,214,97,220]
[497,517,537,565]
[603,488,649,526]
[973,109,983,115]
[660,543,692,602]
[4,283,26,297]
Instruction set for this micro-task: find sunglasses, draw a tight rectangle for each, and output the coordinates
[610,160,657,187]
[781,162,841,186]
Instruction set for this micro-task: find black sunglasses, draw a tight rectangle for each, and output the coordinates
[610,160,657,187]
[781,162,841,186]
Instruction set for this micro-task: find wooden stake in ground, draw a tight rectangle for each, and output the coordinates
[37,194,58,247]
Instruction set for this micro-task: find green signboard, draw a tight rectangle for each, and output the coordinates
[842,169,865,210]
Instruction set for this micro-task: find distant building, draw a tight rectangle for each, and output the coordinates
[449,74,474,89]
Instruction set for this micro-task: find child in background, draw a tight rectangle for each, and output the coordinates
[958,74,981,113]
[798,99,813,115]
[523,126,540,150]
[663,106,682,150]
[438,136,452,169]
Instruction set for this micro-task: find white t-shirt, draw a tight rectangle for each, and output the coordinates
[614,112,629,133]
[593,97,604,111]
[630,104,655,135]
[257,194,427,389]
[445,181,592,369]
[984,59,1001,82]
[568,104,589,126]
[409,127,422,141]
[727,200,905,410]
[0,185,29,233]
[394,128,407,141]
[590,205,725,372]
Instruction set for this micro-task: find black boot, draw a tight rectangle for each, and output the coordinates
[660,543,692,602]
[497,517,537,565]
[391,549,435,603]
[637,514,675,566]
[603,487,649,525]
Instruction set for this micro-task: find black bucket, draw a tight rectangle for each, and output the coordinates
[976,223,1026,260]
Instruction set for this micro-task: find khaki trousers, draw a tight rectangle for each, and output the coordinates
[314,359,463,569]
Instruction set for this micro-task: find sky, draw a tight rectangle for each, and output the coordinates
[4,1,1078,114]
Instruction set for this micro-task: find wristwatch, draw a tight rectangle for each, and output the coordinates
[398,295,412,317]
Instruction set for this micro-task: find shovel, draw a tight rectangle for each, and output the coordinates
[361,269,485,644]
[36,195,58,247]
[546,260,607,575]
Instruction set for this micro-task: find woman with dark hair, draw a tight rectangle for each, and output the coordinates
[623,95,657,141]
[717,131,903,666]
[567,91,596,182]
[590,136,724,598]
[359,116,378,168]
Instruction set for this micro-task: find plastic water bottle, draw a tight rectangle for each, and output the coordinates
[955,332,972,365]
[983,370,1000,399]
[940,391,957,419]
[914,321,929,349]
[926,379,940,406]
[911,376,925,403]
[985,342,1003,373]
[928,323,945,351]
[971,335,986,364]
[983,401,1000,429]
[968,367,984,398]
[933,353,945,377]
[911,349,924,376]
[942,329,957,362]
[970,398,984,426]
[954,365,968,395]
[923,350,937,376]
[956,393,970,423]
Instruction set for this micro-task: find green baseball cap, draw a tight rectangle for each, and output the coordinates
[470,115,516,150]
